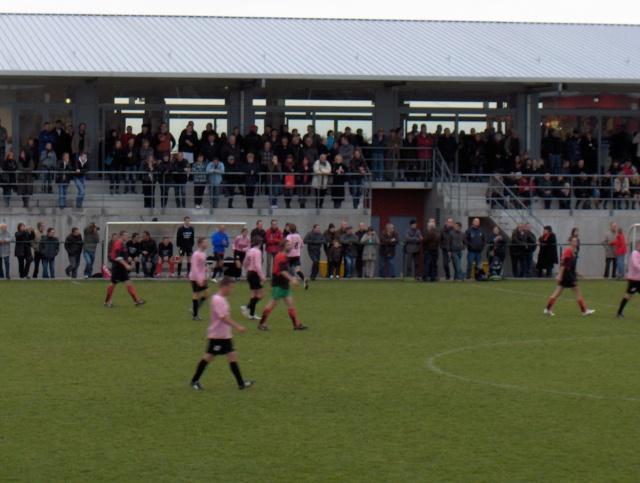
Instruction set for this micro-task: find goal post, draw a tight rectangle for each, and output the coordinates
[103,221,247,264]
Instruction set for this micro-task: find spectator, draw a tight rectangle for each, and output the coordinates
[14,222,33,279]
[72,122,91,159]
[448,222,465,281]
[120,125,135,147]
[379,223,399,278]
[206,156,224,209]
[440,218,454,280]
[264,220,283,274]
[487,226,507,267]
[331,154,347,209]
[244,152,260,209]
[423,219,441,282]
[536,225,558,277]
[109,139,125,195]
[370,128,386,181]
[156,236,175,277]
[139,231,158,278]
[38,122,57,159]
[74,152,89,208]
[224,155,243,209]
[191,154,208,209]
[250,220,266,251]
[266,154,282,209]
[201,133,219,162]
[340,226,359,278]
[327,239,343,279]
[178,122,198,164]
[323,223,338,263]
[232,228,251,278]
[304,224,324,281]
[354,222,367,277]
[31,222,45,279]
[16,149,34,208]
[39,142,57,194]
[297,156,313,209]
[349,149,367,209]
[64,227,83,278]
[172,152,189,208]
[282,155,297,209]
[0,223,10,279]
[0,118,7,160]
[612,227,628,280]
[464,218,485,279]
[438,127,458,167]
[123,137,138,194]
[360,226,379,278]
[313,154,332,209]
[2,151,17,207]
[141,154,157,209]
[157,154,173,208]
[403,219,423,280]
[124,232,141,277]
[153,122,176,158]
[338,135,354,167]
[56,152,75,209]
[603,222,618,279]
[83,222,100,279]
[40,227,59,279]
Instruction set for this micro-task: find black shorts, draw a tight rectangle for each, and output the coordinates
[559,276,577,288]
[288,256,301,267]
[214,253,225,262]
[234,250,246,263]
[206,338,234,355]
[111,265,130,284]
[247,271,262,290]
[627,280,640,294]
[179,248,193,257]
[191,281,208,293]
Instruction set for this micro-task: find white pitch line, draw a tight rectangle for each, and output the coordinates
[470,283,621,310]
[426,336,640,403]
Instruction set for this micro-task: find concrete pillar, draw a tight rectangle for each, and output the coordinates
[529,94,541,158]
[265,94,285,131]
[227,89,241,132]
[373,87,399,132]
[73,82,99,167]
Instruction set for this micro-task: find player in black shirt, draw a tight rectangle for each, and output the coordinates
[125,232,141,276]
[176,216,195,278]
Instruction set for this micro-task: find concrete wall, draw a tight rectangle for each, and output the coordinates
[0,208,370,279]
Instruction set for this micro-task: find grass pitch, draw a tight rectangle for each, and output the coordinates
[2,279,640,482]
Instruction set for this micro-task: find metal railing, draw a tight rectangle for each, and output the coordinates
[0,170,372,212]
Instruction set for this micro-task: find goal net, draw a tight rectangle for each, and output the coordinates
[104,221,247,267]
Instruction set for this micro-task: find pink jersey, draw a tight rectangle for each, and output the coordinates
[189,249,207,284]
[286,233,304,258]
[207,294,232,339]
[244,247,265,279]
[627,250,640,281]
[233,234,251,253]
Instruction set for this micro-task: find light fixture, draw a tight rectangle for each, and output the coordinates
[593,96,600,103]
[65,97,72,104]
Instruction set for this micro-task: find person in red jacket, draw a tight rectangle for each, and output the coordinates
[611,227,628,280]
[264,219,283,275]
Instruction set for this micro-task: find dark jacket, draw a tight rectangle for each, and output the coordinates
[448,230,465,252]
[40,236,60,260]
[340,233,360,258]
[140,239,158,257]
[14,229,33,258]
[304,231,325,260]
[487,233,507,259]
[464,226,485,253]
[55,160,75,184]
[65,233,83,257]
[379,230,400,258]
[537,233,559,269]
[424,227,441,251]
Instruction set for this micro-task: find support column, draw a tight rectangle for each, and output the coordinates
[265,94,285,132]
[227,87,256,134]
[73,82,99,167]
[529,93,541,159]
[373,87,399,132]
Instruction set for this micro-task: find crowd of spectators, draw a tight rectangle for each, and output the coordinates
[3,216,628,282]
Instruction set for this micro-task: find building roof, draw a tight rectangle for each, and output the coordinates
[0,13,638,84]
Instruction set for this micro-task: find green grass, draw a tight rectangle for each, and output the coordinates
[3,279,640,482]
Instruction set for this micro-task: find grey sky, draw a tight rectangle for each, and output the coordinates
[2,0,639,24]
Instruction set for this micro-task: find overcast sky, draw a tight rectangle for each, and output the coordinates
[2,0,640,24]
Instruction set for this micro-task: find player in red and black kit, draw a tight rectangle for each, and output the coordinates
[104,230,145,308]
[258,240,308,331]
[544,236,594,317]
[176,216,195,278]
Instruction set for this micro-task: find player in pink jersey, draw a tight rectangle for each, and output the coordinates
[190,277,254,391]
[617,240,640,318]
[285,224,309,290]
[189,237,210,321]
[240,236,266,320]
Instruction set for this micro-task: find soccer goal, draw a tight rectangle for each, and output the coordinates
[628,223,640,249]
[104,221,247,264]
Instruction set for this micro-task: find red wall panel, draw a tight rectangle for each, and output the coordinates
[371,189,427,228]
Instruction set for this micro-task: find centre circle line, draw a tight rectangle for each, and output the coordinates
[426,335,640,403]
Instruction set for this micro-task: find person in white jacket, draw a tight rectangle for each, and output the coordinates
[312,154,332,209]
